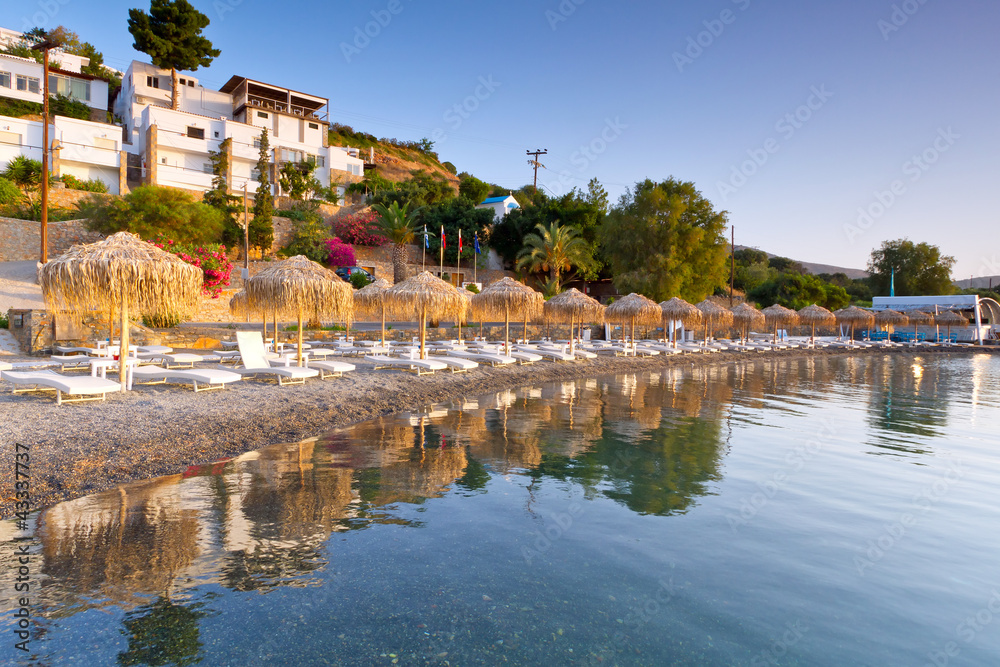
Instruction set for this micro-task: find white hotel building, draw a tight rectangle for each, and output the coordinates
[113,61,364,198]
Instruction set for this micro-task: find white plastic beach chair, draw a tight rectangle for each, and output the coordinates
[229,332,319,385]
[131,366,243,392]
[365,354,448,375]
[2,369,122,404]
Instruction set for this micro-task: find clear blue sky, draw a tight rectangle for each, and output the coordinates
[14,0,998,278]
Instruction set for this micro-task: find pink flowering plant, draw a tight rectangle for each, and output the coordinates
[332,211,388,247]
[326,237,356,267]
[149,235,233,297]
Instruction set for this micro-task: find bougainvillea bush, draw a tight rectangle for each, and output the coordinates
[326,237,356,267]
[149,236,233,297]
[331,210,388,247]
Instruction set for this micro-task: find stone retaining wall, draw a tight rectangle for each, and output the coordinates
[0,217,104,261]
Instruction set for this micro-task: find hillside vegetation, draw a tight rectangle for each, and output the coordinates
[328,124,459,190]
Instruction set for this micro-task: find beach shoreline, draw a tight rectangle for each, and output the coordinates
[1,345,995,518]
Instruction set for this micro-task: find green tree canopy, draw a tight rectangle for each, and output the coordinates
[79,185,224,244]
[599,177,729,302]
[250,129,273,255]
[420,197,495,265]
[372,171,454,210]
[867,238,956,296]
[748,272,850,311]
[516,220,596,293]
[458,176,490,205]
[373,201,422,283]
[128,0,220,110]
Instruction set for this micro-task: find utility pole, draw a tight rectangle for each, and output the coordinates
[526,149,547,189]
[32,35,60,263]
[243,182,249,272]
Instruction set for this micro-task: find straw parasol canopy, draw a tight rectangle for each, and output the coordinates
[798,304,836,343]
[383,271,467,359]
[730,302,764,343]
[39,231,203,388]
[761,304,799,343]
[228,290,250,318]
[695,299,733,343]
[875,309,908,328]
[834,306,875,341]
[544,288,605,353]
[606,293,661,348]
[659,297,702,347]
[353,278,392,346]
[905,309,934,341]
[471,277,543,353]
[935,310,967,342]
[245,255,353,365]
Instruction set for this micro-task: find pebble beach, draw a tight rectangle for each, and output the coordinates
[2,344,994,518]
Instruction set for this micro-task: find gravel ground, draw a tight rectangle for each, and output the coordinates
[0,345,994,517]
[0,261,45,314]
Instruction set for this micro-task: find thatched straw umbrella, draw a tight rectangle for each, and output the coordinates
[761,304,799,343]
[935,310,966,342]
[730,302,764,343]
[39,231,202,389]
[695,299,733,343]
[834,306,875,341]
[874,309,908,339]
[660,297,702,347]
[605,293,661,351]
[383,271,467,360]
[470,277,543,354]
[798,304,836,344]
[543,288,604,354]
[245,255,353,365]
[906,309,934,341]
[353,278,392,346]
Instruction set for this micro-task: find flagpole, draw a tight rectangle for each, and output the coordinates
[474,233,479,285]
[439,225,444,279]
[457,229,462,288]
[422,225,426,271]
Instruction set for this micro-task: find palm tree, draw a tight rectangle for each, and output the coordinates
[372,201,421,283]
[515,221,594,294]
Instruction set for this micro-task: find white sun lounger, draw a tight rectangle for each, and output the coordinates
[50,354,99,371]
[229,332,320,385]
[515,345,575,362]
[365,355,448,375]
[308,359,357,379]
[131,366,242,392]
[138,352,208,368]
[0,361,12,371]
[446,349,517,367]
[538,344,596,360]
[2,369,122,404]
[430,355,479,373]
[638,343,686,355]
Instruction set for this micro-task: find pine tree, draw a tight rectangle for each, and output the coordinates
[128,0,220,110]
[250,129,274,255]
[203,138,240,248]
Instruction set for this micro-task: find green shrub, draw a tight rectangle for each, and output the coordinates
[79,185,224,244]
[0,312,8,329]
[142,312,181,328]
[349,271,372,289]
[0,95,91,121]
[281,202,330,262]
[61,174,108,193]
[0,177,23,208]
[465,283,480,294]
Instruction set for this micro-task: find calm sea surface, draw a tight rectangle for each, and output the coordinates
[2,353,999,666]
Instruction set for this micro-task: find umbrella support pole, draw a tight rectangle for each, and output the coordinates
[570,315,576,355]
[297,310,304,366]
[505,311,510,356]
[119,299,129,391]
[381,308,386,347]
[420,306,427,360]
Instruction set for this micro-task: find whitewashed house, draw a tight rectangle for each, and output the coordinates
[476,194,520,222]
[0,53,109,122]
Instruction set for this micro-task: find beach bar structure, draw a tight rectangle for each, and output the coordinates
[872,295,1000,344]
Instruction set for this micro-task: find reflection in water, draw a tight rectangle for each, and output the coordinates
[3,354,997,665]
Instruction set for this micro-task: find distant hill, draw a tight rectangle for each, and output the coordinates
[328,125,459,190]
[955,275,1000,289]
[735,246,869,279]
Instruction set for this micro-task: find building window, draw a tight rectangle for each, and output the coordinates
[253,137,262,149]
[214,131,219,138]
[146,75,159,89]
[305,154,325,168]
[48,74,90,102]
[280,148,304,163]
[179,78,186,86]
[161,157,166,164]
[186,126,205,140]
[187,80,194,87]
[0,71,10,88]
[257,111,268,119]
[308,122,319,130]
[250,168,260,180]
[203,163,213,173]
[16,75,40,94]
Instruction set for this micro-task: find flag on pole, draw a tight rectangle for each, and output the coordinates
[458,229,462,254]
[441,225,446,250]
[474,232,481,254]
[424,225,428,249]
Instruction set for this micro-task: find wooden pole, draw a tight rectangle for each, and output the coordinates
[118,298,129,390]
[40,47,50,263]
[419,304,427,360]
[297,309,304,366]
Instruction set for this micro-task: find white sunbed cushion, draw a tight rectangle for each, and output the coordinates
[132,366,242,386]
[2,370,121,396]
